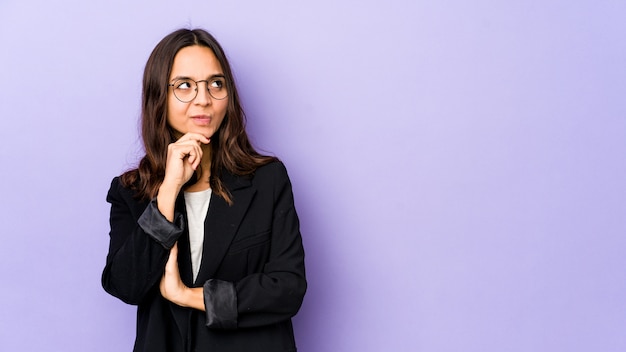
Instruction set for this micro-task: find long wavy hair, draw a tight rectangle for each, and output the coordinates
[121,28,276,204]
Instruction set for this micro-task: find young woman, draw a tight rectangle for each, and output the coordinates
[102,28,306,352]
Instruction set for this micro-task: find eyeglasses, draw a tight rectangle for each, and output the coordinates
[168,76,228,103]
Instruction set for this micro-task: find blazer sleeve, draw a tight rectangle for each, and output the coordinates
[101,177,185,305]
[203,162,307,329]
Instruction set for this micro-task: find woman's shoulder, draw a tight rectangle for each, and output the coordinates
[107,176,127,199]
[106,175,143,203]
[253,159,289,180]
[247,160,297,195]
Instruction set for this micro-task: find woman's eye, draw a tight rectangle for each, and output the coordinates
[176,81,193,89]
[210,79,224,89]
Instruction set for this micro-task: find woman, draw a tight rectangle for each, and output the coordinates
[102,28,306,352]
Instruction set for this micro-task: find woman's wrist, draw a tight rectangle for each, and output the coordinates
[179,287,205,311]
[156,183,180,222]
[170,286,191,307]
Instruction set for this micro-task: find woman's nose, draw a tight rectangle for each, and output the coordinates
[193,82,212,105]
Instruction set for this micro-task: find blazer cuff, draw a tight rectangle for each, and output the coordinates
[203,279,238,329]
[137,198,185,249]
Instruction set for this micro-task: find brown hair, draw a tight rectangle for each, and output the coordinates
[120,28,276,204]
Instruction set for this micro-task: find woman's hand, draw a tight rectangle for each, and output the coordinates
[157,133,210,221]
[160,243,189,306]
[162,133,211,190]
[160,243,206,311]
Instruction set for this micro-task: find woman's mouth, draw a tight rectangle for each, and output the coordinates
[191,115,211,125]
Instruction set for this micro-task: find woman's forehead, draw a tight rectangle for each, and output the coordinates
[170,45,224,78]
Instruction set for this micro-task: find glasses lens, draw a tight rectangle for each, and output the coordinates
[208,77,228,100]
[172,79,196,102]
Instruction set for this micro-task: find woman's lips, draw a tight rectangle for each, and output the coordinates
[191,115,211,125]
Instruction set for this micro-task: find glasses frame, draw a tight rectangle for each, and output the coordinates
[168,76,228,103]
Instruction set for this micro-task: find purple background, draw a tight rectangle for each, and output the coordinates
[1,1,625,351]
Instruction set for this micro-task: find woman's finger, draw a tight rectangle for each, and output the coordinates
[176,132,210,145]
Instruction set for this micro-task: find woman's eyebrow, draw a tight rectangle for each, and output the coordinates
[170,75,192,82]
[170,74,225,81]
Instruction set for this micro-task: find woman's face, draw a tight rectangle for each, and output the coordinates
[167,45,228,139]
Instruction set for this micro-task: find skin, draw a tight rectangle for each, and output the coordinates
[157,45,229,311]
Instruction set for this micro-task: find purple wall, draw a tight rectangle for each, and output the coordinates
[1,1,625,351]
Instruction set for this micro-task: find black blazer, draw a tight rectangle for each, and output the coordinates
[102,161,306,352]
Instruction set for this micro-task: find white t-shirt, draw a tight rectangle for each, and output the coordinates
[183,188,212,282]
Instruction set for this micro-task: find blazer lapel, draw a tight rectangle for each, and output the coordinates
[193,172,255,285]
